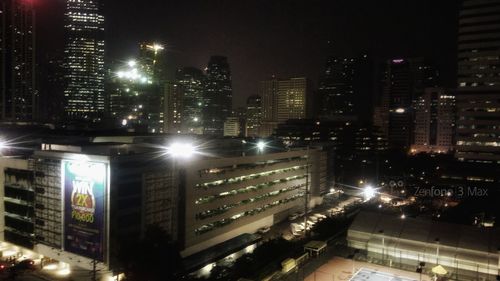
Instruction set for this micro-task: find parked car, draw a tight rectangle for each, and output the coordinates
[13,259,35,271]
[257,226,271,234]
[314,213,326,221]
[288,213,298,221]
[296,211,305,217]
[308,216,318,223]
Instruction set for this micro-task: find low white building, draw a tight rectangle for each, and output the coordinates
[348,212,500,280]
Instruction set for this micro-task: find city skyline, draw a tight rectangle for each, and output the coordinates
[2,1,500,281]
[37,0,458,107]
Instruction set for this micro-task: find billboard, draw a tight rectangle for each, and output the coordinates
[62,160,107,261]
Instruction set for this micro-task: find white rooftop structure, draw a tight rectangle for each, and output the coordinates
[348,212,500,279]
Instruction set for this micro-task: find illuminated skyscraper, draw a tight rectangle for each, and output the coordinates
[109,55,165,133]
[203,56,233,136]
[259,77,310,136]
[139,42,166,82]
[63,0,105,121]
[246,95,262,137]
[456,0,500,163]
[176,67,205,134]
[319,58,356,117]
[412,88,455,154]
[165,81,183,134]
[318,55,375,122]
[0,0,36,121]
[376,58,438,151]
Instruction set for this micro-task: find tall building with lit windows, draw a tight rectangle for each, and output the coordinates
[411,88,455,154]
[376,58,438,151]
[176,67,205,134]
[0,0,36,121]
[203,56,233,136]
[456,0,500,163]
[246,95,262,137]
[318,55,375,122]
[165,81,183,134]
[139,42,166,82]
[63,0,105,122]
[259,77,311,136]
[109,58,165,133]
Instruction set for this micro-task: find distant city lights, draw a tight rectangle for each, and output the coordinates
[116,60,152,84]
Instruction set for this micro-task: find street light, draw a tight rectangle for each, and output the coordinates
[363,185,376,201]
[165,142,197,159]
[256,141,266,152]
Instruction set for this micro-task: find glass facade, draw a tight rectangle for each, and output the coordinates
[246,95,262,137]
[203,56,233,136]
[0,0,36,121]
[456,0,500,163]
[63,0,105,121]
[176,67,205,134]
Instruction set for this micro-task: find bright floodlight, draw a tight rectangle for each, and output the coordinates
[363,185,376,201]
[257,141,266,151]
[128,60,136,67]
[153,44,164,51]
[167,143,196,158]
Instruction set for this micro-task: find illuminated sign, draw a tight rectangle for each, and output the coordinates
[63,160,107,261]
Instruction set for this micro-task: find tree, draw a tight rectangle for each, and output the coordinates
[119,225,182,281]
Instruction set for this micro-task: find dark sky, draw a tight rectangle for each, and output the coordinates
[37,0,459,107]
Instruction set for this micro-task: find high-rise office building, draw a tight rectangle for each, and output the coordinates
[203,56,233,136]
[176,67,205,134]
[259,77,310,136]
[63,0,105,121]
[139,42,166,82]
[109,58,165,133]
[38,54,65,122]
[0,0,36,121]
[277,78,309,123]
[319,58,356,117]
[318,55,375,122]
[165,81,183,134]
[376,58,438,151]
[411,88,455,154]
[246,95,262,137]
[456,0,500,163]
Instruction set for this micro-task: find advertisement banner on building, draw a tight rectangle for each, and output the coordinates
[63,160,107,261]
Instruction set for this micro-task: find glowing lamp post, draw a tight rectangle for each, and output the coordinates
[166,142,197,159]
[256,141,266,153]
[363,185,376,201]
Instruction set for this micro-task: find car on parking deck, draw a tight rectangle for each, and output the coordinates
[257,226,271,234]
[13,259,35,271]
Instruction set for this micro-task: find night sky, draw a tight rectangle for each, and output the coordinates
[37,0,459,107]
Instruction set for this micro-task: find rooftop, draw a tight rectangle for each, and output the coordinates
[349,211,500,254]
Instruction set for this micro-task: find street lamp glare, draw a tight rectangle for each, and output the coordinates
[257,141,266,151]
[363,185,376,201]
[167,143,196,158]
